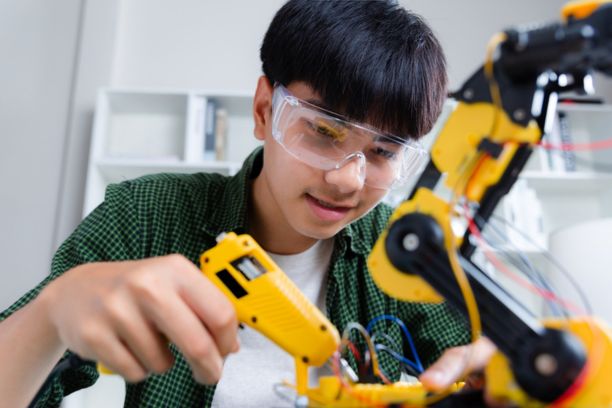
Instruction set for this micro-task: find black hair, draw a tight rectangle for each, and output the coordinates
[260,0,447,139]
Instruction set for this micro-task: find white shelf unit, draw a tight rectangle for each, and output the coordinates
[520,103,612,238]
[83,88,256,216]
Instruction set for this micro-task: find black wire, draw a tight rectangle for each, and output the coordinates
[476,215,567,318]
[28,353,91,408]
[489,214,593,316]
[374,344,421,378]
[371,332,403,354]
[497,250,565,317]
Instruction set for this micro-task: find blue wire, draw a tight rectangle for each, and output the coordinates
[375,344,422,374]
[366,314,424,373]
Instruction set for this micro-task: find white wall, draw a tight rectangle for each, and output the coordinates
[0,0,83,310]
[110,0,612,108]
[110,0,574,92]
[111,0,285,91]
[2,1,611,407]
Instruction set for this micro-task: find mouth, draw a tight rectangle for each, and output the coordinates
[305,194,354,222]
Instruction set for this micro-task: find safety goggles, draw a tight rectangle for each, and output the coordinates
[271,84,428,190]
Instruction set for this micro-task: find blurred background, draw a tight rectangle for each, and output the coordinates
[1,1,611,406]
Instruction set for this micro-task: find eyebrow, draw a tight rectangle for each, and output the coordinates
[304,97,333,112]
[300,93,404,142]
[373,134,404,145]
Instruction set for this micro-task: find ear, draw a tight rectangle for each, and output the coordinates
[253,75,274,141]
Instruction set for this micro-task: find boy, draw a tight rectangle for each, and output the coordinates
[0,1,493,406]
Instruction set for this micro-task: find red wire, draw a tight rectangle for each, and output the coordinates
[463,146,599,405]
[538,138,612,151]
[464,207,598,405]
[346,340,362,364]
[464,204,586,316]
[331,351,384,408]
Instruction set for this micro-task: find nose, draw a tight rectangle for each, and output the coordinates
[324,152,366,194]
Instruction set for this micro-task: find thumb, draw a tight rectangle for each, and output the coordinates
[419,347,466,391]
[420,337,496,391]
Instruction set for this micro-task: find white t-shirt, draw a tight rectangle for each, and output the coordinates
[211,238,334,408]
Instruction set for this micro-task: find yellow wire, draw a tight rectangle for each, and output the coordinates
[456,30,509,343]
[340,322,385,381]
[400,156,485,408]
[484,32,508,139]
[449,153,484,343]
[447,231,482,342]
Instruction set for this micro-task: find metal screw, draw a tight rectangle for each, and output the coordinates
[403,233,420,251]
[513,109,526,121]
[534,353,558,376]
[463,88,474,100]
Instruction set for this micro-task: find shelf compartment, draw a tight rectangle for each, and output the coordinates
[101,91,189,160]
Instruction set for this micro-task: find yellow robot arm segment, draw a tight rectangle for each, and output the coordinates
[368,188,452,303]
[431,101,540,203]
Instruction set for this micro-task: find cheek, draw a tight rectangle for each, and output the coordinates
[359,188,387,213]
[265,144,317,193]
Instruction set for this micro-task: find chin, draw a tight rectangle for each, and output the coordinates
[297,221,348,241]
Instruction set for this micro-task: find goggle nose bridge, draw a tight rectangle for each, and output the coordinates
[331,151,367,185]
[333,151,366,171]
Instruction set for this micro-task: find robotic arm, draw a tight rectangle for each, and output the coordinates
[369,0,612,406]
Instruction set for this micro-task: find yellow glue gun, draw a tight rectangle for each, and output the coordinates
[200,232,340,371]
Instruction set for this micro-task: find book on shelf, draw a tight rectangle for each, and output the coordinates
[204,99,218,161]
[185,95,207,163]
[539,110,576,173]
[545,112,565,172]
[215,108,228,161]
[556,111,576,172]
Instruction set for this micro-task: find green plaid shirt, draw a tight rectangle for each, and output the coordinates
[1,147,469,407]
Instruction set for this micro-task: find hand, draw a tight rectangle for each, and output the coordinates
[41,255,240,384]
[420,337,511,407]
[419,337,495,391]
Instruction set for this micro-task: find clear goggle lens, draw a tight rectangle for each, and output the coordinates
[271,84,428,190]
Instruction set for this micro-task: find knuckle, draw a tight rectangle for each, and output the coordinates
[445,346,466,359]
[102,296,128,322]
[120,364,148,383]
[79,322,103,348]
[127,273,163,305]
[185,339,213,362]
[165,253,190,270]
[148,352,174,374]
[209,306,237,333]
[194,360,222,385]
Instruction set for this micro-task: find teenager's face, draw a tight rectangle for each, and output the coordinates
[252,77,388,244]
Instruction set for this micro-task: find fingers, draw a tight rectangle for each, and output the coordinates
[112,255,239,384]
[420,345,470,391]
[420,337,497,391]
[156,254,239,357]
[178,270,240,356]
[81,329,148,383]
[139,287,226,384]
[110,299,174,375]
[48,255,240,386]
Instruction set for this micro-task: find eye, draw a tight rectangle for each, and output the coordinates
[371,146,398,160]
[306,119,347,142]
